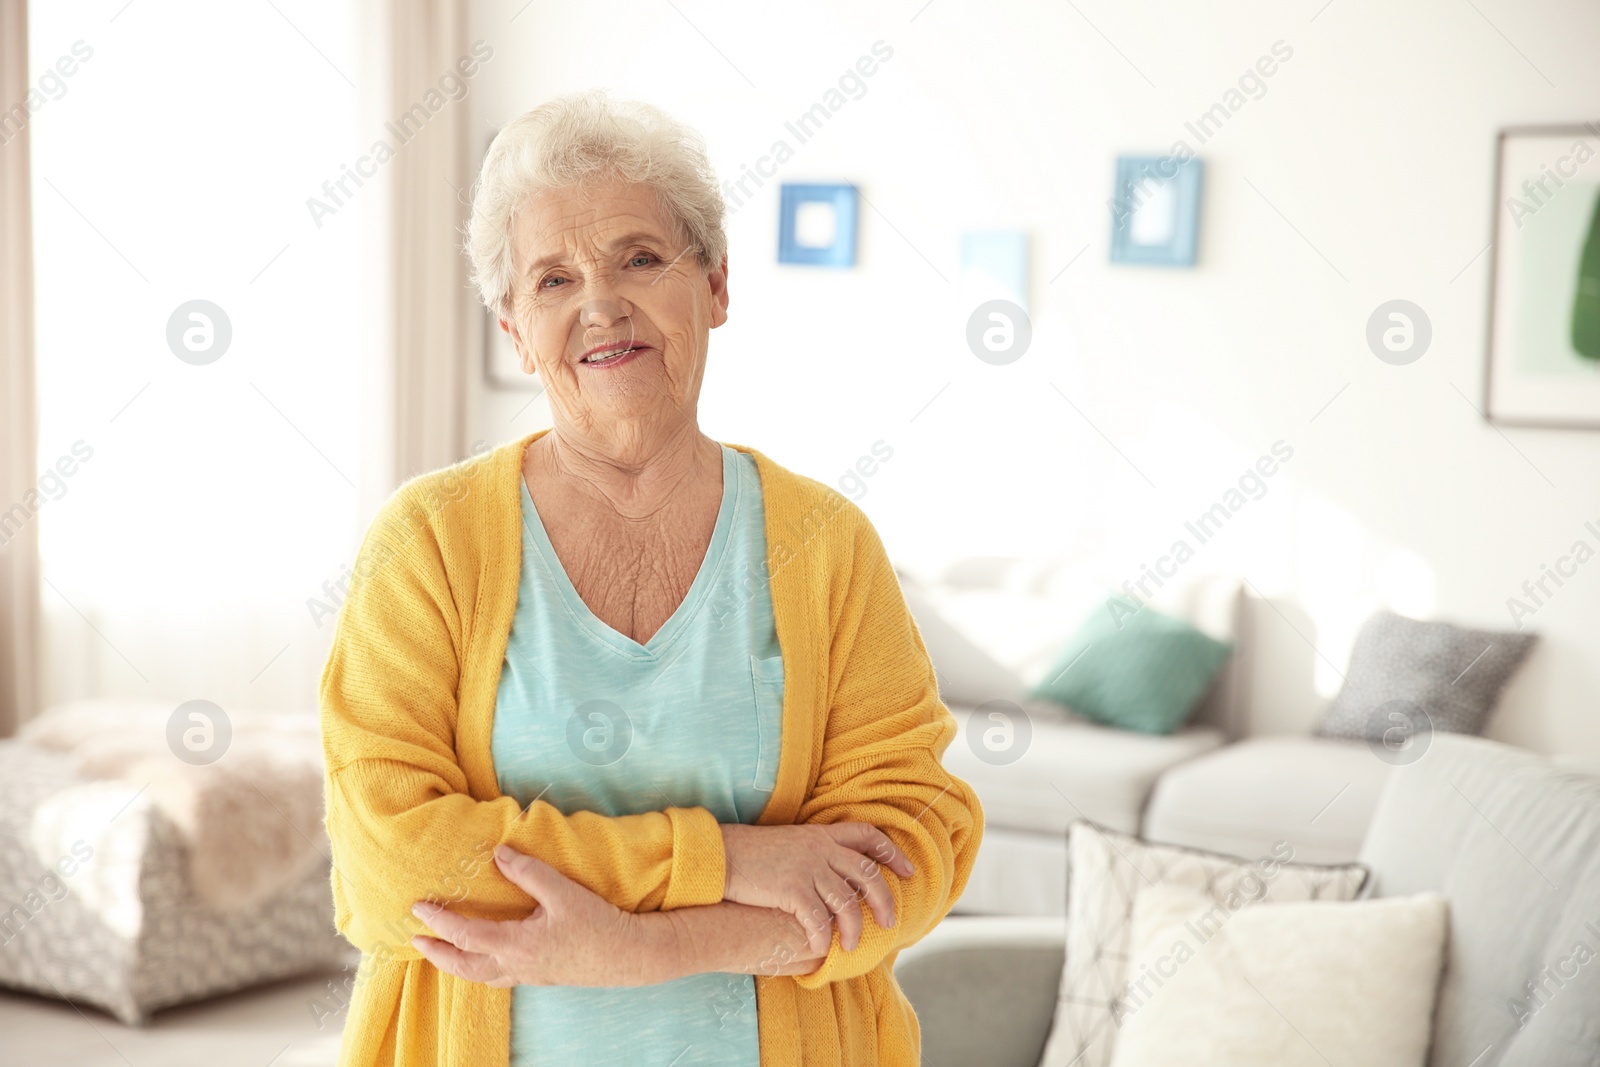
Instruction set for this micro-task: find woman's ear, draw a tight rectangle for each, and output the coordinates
[501,314,537,376]
[708,255,730,329]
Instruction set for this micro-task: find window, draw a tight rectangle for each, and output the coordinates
[30,1,361,713]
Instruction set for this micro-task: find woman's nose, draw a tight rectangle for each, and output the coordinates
[579,296,629,329]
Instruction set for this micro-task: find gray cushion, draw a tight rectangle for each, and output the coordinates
[1359,734,1600,1067]
[895,917,1068,1067]
[1316,610,1537,741]
[1141,736,1393,865]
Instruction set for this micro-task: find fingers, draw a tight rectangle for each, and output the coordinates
[792,852,897,959]
[412,901,517,961]
[767,953,829,977]
[814,871,865,952]
[826,822,916,879]
[412,901,529,987]
[835,853,896,932]
[493,844,563,901]
[412,935,513,987]
[796,895,835,958]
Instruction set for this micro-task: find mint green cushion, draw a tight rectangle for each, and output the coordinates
[1028,599,1233,735]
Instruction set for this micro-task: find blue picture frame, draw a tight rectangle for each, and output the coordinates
[960,231,1030,312]
[778,183,858,267]
[1109,155,1204,267]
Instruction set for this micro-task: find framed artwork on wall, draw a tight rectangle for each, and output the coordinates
[960,230,1030,312]
[778,182,858,267]
[1108,155,1204,267]
[1485,125,1600,429]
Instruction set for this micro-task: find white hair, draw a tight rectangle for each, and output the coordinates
[465,90,727,317]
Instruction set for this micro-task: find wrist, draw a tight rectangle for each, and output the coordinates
[638,910,695,985]
[718,823,734,899]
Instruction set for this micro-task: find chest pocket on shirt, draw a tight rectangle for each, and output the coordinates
[748,653,784,793]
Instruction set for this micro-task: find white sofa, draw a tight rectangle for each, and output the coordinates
[942,704,1223,914]
[896,735,1600,1066]
[902,557,1393,916]
[1141,734,1393,864]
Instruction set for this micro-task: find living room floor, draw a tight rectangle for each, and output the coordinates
[0,969,348,1067]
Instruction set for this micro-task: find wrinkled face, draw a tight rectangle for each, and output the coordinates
[500,178,728,438]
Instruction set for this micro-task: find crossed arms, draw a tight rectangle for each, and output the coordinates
[318,493,981,988]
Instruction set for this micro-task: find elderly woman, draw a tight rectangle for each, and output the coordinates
[319,91,982,1067]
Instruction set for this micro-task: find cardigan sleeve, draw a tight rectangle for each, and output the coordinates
[319,485,726,960]
[789,504,984,988]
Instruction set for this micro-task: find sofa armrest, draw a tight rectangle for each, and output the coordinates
[895,916,1066,1067]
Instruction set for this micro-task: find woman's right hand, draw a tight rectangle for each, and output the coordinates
[718,822,915,957]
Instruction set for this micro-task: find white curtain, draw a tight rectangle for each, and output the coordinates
[387,0,479,482]
[0,1,40,737]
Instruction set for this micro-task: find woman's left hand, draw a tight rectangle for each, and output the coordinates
[410,844,660,988]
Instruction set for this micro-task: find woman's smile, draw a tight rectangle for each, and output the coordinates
[578,340,653,368]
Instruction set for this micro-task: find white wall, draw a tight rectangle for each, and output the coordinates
[464,0,1600,757]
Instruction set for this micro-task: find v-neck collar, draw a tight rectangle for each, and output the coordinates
[517,443,740,659]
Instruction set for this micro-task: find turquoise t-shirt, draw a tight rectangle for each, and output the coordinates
[490,444,782,1067]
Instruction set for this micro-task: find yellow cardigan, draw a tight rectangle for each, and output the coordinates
[319,429,983,1066]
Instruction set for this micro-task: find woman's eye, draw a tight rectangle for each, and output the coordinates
[629,254,654,268]
[541,276,566,289]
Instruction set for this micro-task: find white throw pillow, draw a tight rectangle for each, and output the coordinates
[1040,822,1368,1067]
[1111,884,1449,1067]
